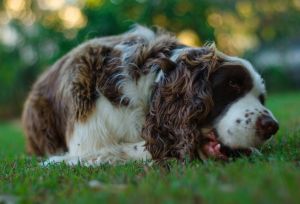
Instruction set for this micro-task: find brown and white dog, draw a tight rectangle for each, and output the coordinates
[22,26,279,165]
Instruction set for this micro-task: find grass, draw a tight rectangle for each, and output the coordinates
[1,92,300,204]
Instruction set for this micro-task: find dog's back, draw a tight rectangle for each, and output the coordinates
[22,26,178,157]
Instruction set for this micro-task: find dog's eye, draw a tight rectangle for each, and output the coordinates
[228,80,241,92]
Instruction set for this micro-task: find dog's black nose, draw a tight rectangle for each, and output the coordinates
[256,115,279,140]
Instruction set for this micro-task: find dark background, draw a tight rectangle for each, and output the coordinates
[0,0,299,119]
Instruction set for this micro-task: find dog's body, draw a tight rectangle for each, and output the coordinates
[22,26,279,165]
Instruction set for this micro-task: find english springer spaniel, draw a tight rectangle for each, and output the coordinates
[22,26,279,165]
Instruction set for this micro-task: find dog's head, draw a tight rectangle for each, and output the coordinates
[143,45,279,161]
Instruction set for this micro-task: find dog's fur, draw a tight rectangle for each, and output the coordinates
[22,26,278,165]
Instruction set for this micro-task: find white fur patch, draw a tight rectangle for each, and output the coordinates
[170,48,193,62]
[44,68,157,166]
[215,93,265,148]
[128,25,155,42]
[155,70,164,82]
[43,142,150,166]
[69,96,145,156]
[122,71,156,107]
[213,53,277,148]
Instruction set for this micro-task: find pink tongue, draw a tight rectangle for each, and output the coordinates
[203,132,228,160]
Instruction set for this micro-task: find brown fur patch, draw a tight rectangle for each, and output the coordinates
[127,35,180,81]
[71,45,125,121]
[22,57,70,155]
[142,46,219,161]
[22,45,125,155]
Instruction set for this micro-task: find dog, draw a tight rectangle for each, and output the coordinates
[22,26,279,165]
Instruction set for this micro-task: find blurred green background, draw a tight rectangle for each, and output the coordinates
[0,0,299,120]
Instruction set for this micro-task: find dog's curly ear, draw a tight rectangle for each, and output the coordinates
[142,47,218,162]
[151,57,176,74]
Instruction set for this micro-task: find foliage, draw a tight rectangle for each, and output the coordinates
[0,92,300,203]
[261,66,296,92]
[0,0,300,118]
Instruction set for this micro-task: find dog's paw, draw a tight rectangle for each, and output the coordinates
[40,155,81,167]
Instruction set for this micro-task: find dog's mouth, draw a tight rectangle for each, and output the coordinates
[200,129,253,161]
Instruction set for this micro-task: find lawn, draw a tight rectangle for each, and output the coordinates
[0,92,300,204]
